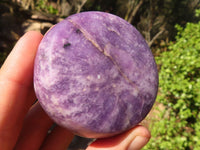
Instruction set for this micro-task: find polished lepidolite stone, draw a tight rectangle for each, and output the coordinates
[34,11,158,138]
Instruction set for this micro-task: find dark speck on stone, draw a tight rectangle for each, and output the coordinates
[76,29,81,34]
[63,43,71,48]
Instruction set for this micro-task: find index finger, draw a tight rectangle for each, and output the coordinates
[0,31,43,149]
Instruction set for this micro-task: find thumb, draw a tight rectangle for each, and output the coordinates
[86,125,151,150]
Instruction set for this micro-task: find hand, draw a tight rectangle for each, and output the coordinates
[0,31,151,150]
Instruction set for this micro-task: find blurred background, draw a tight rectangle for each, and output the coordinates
[0,0,200,149]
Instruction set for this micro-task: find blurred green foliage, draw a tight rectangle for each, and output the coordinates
[36,0,58,15]
[144,10,200,150]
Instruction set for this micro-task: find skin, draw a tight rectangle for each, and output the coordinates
[0,31,150,150]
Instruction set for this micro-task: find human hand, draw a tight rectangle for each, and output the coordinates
[0,31,151,150]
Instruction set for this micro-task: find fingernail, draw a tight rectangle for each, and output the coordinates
[127,136,150,150]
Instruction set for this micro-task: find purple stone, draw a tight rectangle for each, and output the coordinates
[34,11,158,138]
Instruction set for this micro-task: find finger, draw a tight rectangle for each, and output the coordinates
[14,102,53,150]
[0,31,43,149]
[40,125,74,150]
[86,125,151,150]
[0,31,43,88]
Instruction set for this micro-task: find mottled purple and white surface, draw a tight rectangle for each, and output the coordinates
[34,11,158,138]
